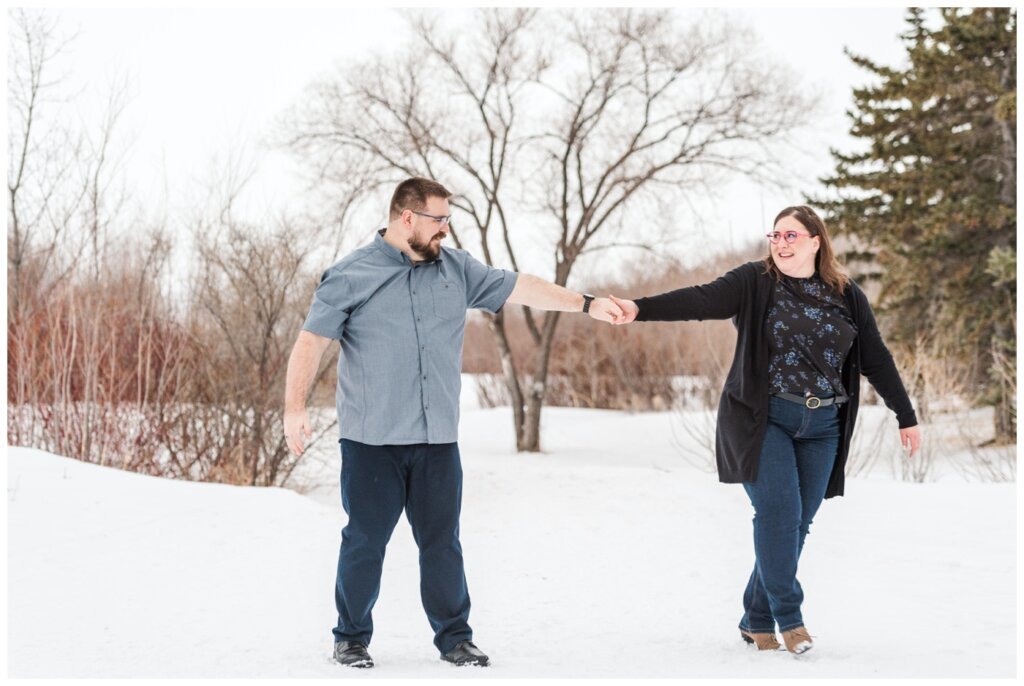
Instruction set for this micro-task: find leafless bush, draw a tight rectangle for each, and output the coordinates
[844,403,891,480]
[956,435,1016,482]
[472,374,511,409]
[847,334,1016,483]
[7,233,196,474]
[670,341,731,472]
[179,214,338,486]
[6,8,191,474]
[671,406,719,474]
[8,214,342,488]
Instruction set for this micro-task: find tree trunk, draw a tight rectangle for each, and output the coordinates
[485,311,527,447]
[518,311,562,452]
[993,397,1014,443]
[991,322,1016,444]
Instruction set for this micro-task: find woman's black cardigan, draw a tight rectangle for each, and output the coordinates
[635,261,917,499]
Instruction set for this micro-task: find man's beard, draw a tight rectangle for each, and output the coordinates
[409,231,445,261]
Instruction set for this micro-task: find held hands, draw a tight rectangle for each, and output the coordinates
[900,425,922,459]
[284,408,313,456]
[586,295,638,325]
[608,295,639,324]
[586,296,627,324]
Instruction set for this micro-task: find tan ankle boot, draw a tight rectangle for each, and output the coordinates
[781,626,813,654]
[740,629,781,651]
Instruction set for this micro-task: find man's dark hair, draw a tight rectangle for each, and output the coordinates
[389,177,452,220]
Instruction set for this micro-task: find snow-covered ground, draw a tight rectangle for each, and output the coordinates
[6,381,1017,678]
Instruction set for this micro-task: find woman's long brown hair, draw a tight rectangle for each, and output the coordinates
[762,205,849,295]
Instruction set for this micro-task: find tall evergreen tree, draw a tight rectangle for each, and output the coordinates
[814,8,1016,441]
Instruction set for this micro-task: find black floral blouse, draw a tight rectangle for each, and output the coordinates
[767,273,858,398]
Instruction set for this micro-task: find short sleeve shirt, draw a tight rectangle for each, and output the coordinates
[303,229,518,445]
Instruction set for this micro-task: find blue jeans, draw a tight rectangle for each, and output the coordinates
[333,439,472,654]
[739,396,840,633]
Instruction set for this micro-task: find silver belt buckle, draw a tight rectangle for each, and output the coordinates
[805,396,822,409]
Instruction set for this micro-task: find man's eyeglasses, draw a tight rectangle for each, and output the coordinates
[766,230,812,245]
[410,210,452,227]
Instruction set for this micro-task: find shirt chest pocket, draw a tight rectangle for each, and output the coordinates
[431,282,466,321]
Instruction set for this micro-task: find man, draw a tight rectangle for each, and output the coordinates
[283,177,622,669]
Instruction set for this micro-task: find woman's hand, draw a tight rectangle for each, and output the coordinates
[608,295,639,324]
[900,425,921,459]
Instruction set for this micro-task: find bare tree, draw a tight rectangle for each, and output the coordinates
[180,173,340,485]
[79,73,134,280]
[7,9,176,468]
[7,8,82,314]
[282,8,812,451]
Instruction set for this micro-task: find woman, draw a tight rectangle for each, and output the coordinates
[609,206,921,655]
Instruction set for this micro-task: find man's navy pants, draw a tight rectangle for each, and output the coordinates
[332,439,472,654]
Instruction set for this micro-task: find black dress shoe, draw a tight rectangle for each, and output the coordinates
[441,640,490,666]
[334,641,374,668]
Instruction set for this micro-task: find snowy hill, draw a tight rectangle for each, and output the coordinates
[6,399,1017,678]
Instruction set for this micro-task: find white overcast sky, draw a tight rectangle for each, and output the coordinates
[15,6,919,277]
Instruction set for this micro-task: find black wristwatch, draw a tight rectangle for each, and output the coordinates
[582,293,595,313]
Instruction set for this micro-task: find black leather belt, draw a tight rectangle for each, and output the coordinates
[774,392,846,409]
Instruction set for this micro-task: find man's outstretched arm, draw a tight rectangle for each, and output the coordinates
[284,330,333,456]
[506,273,624,323]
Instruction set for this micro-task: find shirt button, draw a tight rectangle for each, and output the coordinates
[423,375,427,380]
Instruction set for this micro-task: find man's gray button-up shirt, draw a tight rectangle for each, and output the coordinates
[302,229,518,445]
